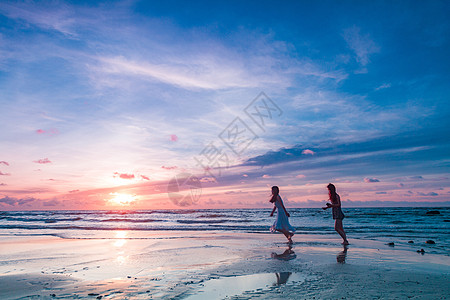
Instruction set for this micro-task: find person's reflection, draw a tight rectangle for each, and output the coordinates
[336,245,348,263]
[275,272,292,285]
[271,245,296,261]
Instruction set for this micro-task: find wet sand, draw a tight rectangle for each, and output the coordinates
[0,232,449,299]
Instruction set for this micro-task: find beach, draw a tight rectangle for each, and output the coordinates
[1,229,449,299]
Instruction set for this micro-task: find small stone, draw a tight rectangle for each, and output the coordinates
[417,249,425,253]
[97,296,103,299]
[426,240,435,244]
[127,276,132,278]
[426,210,440,215]
[387,242,395,246]
[50,294,56,297]
[88,293,100,296]
[408,241,414,243]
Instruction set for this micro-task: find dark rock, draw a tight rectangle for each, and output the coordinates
[88,293,100,296]
[426,211,440,215]
[444,220,450,222]
[97,296,103,299]
[50,294,56,297]
[417,249,425,254]
[127,276,131,278]
[426,240,435,244]
[408,241,414,243]
[387,242,395,246]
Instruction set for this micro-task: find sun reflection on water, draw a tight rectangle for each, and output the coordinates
[114,231,127,247]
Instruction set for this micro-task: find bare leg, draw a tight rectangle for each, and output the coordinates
[334,219,348,244]
[278,229,293,243]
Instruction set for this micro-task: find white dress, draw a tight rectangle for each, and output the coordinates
[270,196,295,233]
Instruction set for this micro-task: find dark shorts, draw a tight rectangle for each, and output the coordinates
[332,207,345,220]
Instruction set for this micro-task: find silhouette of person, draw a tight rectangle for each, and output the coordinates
[322,183,349,245]
[269,186,295,243]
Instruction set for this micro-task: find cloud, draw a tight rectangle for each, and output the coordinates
[0,183,7,186]
[200,177,217,183]
[398,183,404,187]
[113,172,135,180]
[141,175,150,181]
[0,2,78,37]
[417,192,438,196]
[170,134,178,142]
[262,174,271,178]
[0,196,36,206]
[302,149,315,155]
[0,171,11,176]
[162,166,177,170]
[43,199,60,206]
[36,128,59,135]
[375,83,391,91]
[364,177,380,183]
[296,174,306,179]
[94,55,268,90]
[343,26,380,66]
[375,191,387,194]
[69,189,79,193]
[0,161,9,166]
[33,158,52,164]
[410,176,423,180]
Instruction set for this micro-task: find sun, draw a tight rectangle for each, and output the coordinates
[109,193,136,206]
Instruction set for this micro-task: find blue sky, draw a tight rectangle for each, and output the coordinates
[0,0,449,209]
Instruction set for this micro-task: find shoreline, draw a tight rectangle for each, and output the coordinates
[1,231,449,299]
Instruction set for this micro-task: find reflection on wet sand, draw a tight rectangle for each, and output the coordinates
[275,272,292,285]
[337,245,348,264]
[271,245,296,261]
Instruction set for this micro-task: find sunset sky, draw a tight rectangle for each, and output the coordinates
[0,1,449,210]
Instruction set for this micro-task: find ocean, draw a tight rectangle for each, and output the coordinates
[1,207,449,256]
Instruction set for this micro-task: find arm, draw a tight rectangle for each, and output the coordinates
[324,195,341,208]
[270,206,276,217]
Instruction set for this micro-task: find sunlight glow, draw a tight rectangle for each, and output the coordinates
[109,193,136,206]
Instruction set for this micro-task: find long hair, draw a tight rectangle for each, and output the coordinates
[270,186,279,203]
[327,183,337,204]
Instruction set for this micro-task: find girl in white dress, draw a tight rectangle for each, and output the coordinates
[269,186,295,243]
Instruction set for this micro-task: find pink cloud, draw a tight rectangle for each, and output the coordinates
[200,177,217,183]
[398,183,404,187]
[33,158,52,164]
[296,174,306,179]
[170,134,178,142]
[36,129,59,135]
[262,174,271,178]
[0,161,9,166]
[0,171,11,176]
[364,177,380,183]
[69,189,80,193]
[162,166,177,170]
[242,174,248,177]
[141,175,150,180]
[113,172,135,179]
[302,149,315,155]
[0,183,7,186]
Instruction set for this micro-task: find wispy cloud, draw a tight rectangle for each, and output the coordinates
[364,177,380,183]
[113,172,135,180]
[33,158,52,164]
[0,2,78,37]
[0,161,9,166]
[343,26,380,67]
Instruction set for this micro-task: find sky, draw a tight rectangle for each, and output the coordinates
[0,0,449,210]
